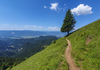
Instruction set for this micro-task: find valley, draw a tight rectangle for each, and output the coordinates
[0,33,59,70]
[0,35,58,58]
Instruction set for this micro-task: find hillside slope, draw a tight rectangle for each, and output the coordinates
[11,37,68,70]
[67,19,100,70]
[11,19,100,70]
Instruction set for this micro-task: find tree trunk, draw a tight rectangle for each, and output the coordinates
[67,31,69,36]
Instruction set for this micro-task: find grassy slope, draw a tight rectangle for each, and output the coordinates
[67,19,100,70]
[11,19,100,70]
[11,37,68,70]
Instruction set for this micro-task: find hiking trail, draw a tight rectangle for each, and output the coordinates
[65,38,80,70]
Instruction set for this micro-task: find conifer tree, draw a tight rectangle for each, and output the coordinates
[61,9,76,35]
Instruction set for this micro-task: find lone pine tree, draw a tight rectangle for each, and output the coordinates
[61,9,76,35]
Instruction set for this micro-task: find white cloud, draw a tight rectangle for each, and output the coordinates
[44,6,47,8]
[71,4,93,16]
[0,24,60,31]
[25,25,37,28]
[63,8,65,11]
[64,4,66,6]
[25,25,33,28]
[25,25,43,29]
[32,25,37,28]
[38,26,43,28]
[48,27,60,31]
[49,3,67,12]
[50,3,58,11]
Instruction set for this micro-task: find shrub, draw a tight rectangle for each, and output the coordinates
[52,40,56,44]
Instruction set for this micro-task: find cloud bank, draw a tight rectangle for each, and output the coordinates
[48,27,60,31]
[0,24,60,31]
[71,4,93,16]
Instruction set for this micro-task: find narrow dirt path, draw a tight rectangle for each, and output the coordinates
[65,38,80,70]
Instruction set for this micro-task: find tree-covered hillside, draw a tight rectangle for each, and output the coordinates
[0,36,58,70]
[0,57,24,70]
[0,36,58,58]
[14,36,58,58]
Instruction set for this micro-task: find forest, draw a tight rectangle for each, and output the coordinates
[0,36,58,70]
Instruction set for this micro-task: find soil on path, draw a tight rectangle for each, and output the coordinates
[65,38,80,70]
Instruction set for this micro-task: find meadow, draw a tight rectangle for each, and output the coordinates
[67,19,100,70]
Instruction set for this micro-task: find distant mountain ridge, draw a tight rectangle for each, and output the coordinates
[0,30,66,38]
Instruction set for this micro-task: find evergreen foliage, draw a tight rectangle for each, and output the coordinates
[0,36,58,70]
[0,36,57,58]
[61,9,76,35]
[14,36,58,58]
[0,57,24,70]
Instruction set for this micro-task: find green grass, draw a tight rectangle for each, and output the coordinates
[11,19,100,70]
[67,19,100,70]
[11,37,68,70]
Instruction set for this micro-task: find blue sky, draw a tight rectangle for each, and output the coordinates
[0,0,100,31]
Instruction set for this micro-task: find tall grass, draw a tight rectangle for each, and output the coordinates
[11,37,68,70]
[67,19,100,70]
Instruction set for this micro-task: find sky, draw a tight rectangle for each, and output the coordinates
[0,0,100,31]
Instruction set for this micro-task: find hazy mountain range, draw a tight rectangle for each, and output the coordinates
[0,30,66,39]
